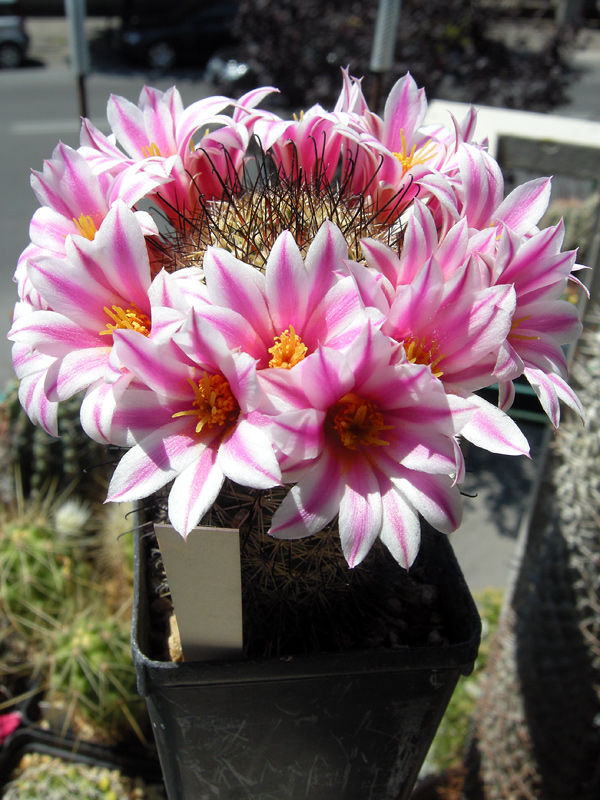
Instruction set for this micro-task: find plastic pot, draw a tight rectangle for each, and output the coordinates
[131,524,481,800]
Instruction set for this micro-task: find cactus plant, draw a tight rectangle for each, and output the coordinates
[0,380,112,506]
[0,490,149,746]
[42,604,147,744]
[151,480,449,661]
[1,752,166,800]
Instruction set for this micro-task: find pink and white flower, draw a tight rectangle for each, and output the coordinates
[28,142,160,256]
[102,314,282,537]
[78,86,250,221]
[8,201,178,405]
[195,221,374,372]
[265,324,474,568]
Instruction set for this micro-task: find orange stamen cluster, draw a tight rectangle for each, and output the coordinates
[141,142,162,158]
[403,336,444,378]
[73,214,99,241]
[99,304,151,337]
[330,393,393,450]
[173,373,239,435]
[393,130,438,175]
[268,325,308,369]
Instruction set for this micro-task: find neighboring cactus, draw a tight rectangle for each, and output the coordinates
[0,380,112,505]
[0,515,92,639]
[92,501,136,615]
[1,752,166,800]
[0,493,149,746]
[43,604,147,744]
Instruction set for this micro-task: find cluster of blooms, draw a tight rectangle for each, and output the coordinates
[8,71,585,570]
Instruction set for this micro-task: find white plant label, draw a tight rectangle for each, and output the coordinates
[155,524,243,662]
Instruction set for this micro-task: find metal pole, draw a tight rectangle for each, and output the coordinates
[369,0,401,111]
[64,0,90,120]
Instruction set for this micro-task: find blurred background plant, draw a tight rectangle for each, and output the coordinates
[0,753,164,800]
[0,384,150,750]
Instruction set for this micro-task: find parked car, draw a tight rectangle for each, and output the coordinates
[0,0,29,68]
[120,2,238,70]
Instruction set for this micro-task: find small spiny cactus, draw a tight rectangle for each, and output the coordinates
[0,381,112,505]
[43,604,147,744]
[1,752,166,800]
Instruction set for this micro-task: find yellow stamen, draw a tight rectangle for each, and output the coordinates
[99,304,151,337]
[268,325,308,369]
[73,214,98,241]
[141,142,162,158]
[292,110,305,122]
[393,129,438,175]
[510,315,539,342]
[403,336,445,378]
[172,373,239,435]
[330,393,393,450]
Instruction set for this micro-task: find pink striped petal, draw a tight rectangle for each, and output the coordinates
[303,277,368,353]
[494,177,552,235]
[111,330,191,399]
[107,92,150,158]
[203,247,272,345]
[195,305,265,362]
[107,420,199,501]
[392,468,463,533]
[378,479,421,569]
[44,347,109,401]
[382,73,428,151]
[265,231,309,333]
[80,374,133,445]
[296,345,354,411]
[269,449,343,539]
[339,459,382,567]
[437,218,469,278]
[498,379,516,412]
[25,256,118,331]
[167,447,224,537]
[360,237,403,287]
[458,144,504,228]
[304,221,349,308]
[18,370,58,436]
[8,310,102,357]
[459,394,530,456]
[69,201,151,310]
[218,418,281,488]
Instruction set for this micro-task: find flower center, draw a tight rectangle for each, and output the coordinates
[268,326,308,369]
[99,304,151,337]
[73,213,99,240]
[393,130,438,175]
[330,393,393,450]
[142,142,162,158]
[173,372,239,435]
[403,336,444,378]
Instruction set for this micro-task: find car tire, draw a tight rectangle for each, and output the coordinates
[147,41,176,70]
[0,42,23,69]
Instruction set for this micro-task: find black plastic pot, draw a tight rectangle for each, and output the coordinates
[132,524,481,800]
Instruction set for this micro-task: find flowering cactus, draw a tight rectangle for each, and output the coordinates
[8,73,585,571]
